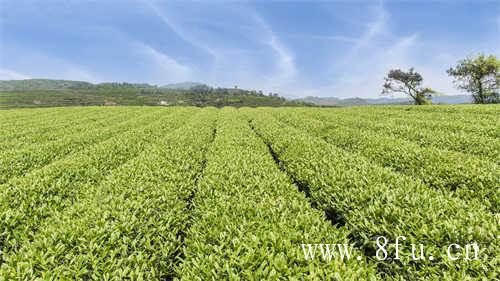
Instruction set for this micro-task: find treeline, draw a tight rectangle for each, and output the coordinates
[0,79,283,98]
[0,87,308,109]
[0,79,162,91]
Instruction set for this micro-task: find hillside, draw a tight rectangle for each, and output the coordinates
[0,79,160,91]
[0,79,308,108]
[0,79,95,91]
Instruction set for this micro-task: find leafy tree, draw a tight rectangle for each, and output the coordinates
[447,54,499,104]
[382,68,434,105]
[191,84,213,95]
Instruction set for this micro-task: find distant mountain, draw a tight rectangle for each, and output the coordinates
[431,95,472,104]
[295,95,472,106]
[295,96,342,106]
[160,82,206,90]
[295,96,402,106]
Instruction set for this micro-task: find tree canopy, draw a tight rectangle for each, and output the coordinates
[447,54,499,104]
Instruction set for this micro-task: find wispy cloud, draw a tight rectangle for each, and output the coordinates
[142,0,219,63]
[0,68,31,80]
[140,0,298,92]
[1,46,101,82]
[282,32,358,43]
[290,21,420,98]
[353,0,388,50]
[252,12,297,89]
[289,0,434,98]
[68,24,194,85]
[133,41,192,83]
[335,0,388,69]
[2,0,496,97]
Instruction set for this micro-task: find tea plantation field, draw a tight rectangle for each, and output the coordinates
[0,105,498,280]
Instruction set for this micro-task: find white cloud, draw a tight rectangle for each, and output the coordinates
[0,68,31,80]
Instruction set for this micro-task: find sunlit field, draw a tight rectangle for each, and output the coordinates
[0,105,498,280]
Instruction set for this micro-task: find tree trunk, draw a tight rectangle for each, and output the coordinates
[478,78,484,103]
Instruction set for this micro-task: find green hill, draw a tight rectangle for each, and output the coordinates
[0,79,95,91]
[0,79,309,109]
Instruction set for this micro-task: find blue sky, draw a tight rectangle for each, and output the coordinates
[0,0,498,98]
